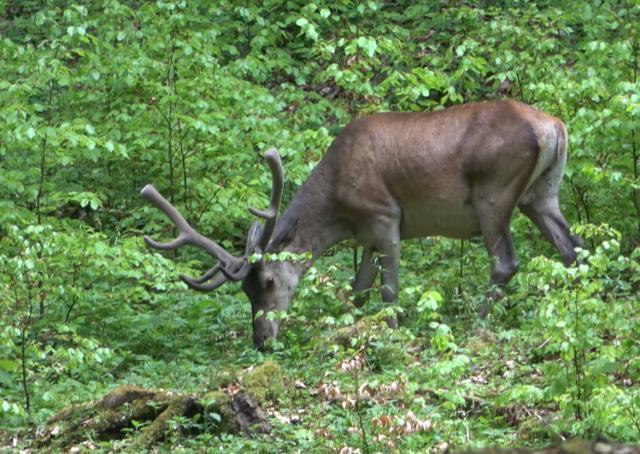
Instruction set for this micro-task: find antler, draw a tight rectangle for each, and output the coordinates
[249,148,284,251]
[141,148,284,291]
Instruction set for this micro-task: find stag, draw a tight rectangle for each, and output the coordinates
[142,100,583,349]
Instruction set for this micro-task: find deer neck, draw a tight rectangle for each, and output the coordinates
[267,161,349,275]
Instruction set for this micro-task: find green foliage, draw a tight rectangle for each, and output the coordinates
[515,224,639,440]
[1,0,639,451]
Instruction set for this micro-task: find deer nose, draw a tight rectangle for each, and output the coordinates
[253,332,269,350]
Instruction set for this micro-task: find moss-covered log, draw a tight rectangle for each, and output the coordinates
[35,385,270,450]
[33,361,288,450]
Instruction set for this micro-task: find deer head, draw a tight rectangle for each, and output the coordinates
[141,149,291,349]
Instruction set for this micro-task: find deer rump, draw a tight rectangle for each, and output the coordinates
[324,101,563,241]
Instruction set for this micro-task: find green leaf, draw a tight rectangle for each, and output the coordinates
[356,36,377,57]
[0,359,18,372]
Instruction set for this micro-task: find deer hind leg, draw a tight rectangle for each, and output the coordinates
[352,247,378,307]
[520,196,583,266]
[472,191,520,317]
[476,200,518,319]
[477,214,519,287]
[519,157,583,266]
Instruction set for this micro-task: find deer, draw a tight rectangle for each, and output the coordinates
[141,100,583,349]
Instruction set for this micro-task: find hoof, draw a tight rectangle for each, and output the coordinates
[353,293,369,308]
[478,303,491,320]
[486,286,504,301]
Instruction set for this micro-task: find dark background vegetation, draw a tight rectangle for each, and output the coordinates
[1,0,639,450]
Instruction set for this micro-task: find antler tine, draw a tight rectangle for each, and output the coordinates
[180,268,229,292]
[188,263,223,284]
[180,262,250,290]
[245,220,264,255]
[141,184,245,273]
[248,148,284,251]
[180,218,261,291]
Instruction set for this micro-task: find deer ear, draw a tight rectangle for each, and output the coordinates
[269,217,299,250]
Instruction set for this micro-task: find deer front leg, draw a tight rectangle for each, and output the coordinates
[374,220,401,328]
[352,247,378,307]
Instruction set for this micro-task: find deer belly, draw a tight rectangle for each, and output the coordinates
[400,200,481,239]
